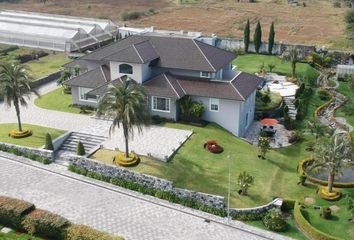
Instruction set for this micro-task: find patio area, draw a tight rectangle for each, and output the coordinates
[244,121,292,148]
[263,73,299,97]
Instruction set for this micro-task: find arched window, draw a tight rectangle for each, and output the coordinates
[119,64,133,74]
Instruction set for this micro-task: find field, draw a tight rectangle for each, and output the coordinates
[0,0,351,50]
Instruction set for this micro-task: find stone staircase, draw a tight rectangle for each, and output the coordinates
[283,96,297,120]
[57,132,106,156]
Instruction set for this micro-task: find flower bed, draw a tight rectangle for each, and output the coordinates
[204,140,224,154]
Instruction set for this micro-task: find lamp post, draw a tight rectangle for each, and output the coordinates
[227,154,231,223]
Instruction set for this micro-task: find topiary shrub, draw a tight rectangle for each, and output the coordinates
[44,133,54,150]
[22,209,70,240]
[320,207,332,220]
[77,141,86,156]
[0,196,35,230]
[66,224,123,240]
[262,209,288,232]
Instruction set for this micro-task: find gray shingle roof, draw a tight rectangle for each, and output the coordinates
[231,72,264,99]
[64,65,110,88]
[77,35,236,72]
[143,73,185,99]
[88,77,124,96]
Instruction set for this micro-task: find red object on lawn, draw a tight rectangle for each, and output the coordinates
[260,118,279,126]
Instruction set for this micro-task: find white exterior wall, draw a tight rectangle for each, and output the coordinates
[191,96,241,136]
[238,91,256,137]
[110,61,152,83]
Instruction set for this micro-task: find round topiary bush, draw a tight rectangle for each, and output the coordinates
[262,209,288,232]
[204,140,224,154]
[114,152,140,167]
[9,129,32,139]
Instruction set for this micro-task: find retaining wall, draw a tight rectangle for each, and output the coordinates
[30,71,62,88]
[0,142,54,161]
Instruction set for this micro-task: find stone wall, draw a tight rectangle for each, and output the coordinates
[30,71,62,88]
[0,142,54,161]
[68,156,225,209]
[230,198,283,216]
[52,131,72,152]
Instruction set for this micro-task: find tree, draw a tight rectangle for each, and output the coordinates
[244,19,250,53]
[258,136,270,159]
[77,141,86,156]
[97,79,150,158]
[254,21,262,53]
[268,22,275,55]
[281,46,304,79]
[0,63,39,132]
[307,120,328,145]
[44,133,54,150]
[57,69,72,93]
[237,171,254,196]
[313,132,352,193]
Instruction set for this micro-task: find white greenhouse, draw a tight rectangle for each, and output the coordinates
[336,65,354,79]
[0,10,118,52]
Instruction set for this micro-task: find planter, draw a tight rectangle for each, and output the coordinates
[318,186,341,201]
[114,152,140,167]
[9,129,32,139]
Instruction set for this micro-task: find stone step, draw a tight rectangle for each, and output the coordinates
[62,139,101,147]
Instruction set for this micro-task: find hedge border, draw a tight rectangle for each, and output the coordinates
[293,201,341,240]
[298,158,354,188]
[0,145,51,164]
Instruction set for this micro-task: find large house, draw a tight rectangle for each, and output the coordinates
[64,34,263,137]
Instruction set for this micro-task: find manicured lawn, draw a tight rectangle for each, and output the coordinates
[256,91,282,111]
[233,54,319,84]
[34,88,94,115]
[0,225,42,239]
[0,123,65,148]
[300,190,354,240]
[26,52,69,79]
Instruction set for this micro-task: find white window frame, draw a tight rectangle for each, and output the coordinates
[209,98,219,112]
[118,64,133,75]
[200,71,211,78]
[151,96,171,113]
[78,87,97,103]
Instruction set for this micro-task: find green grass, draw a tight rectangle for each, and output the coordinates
[256,91,282,111]
[0,45,69,80]
[301,190,354,240]
[336,81,354,144]
[233,54,319,84]
[0,123,65,148]
[34,88,94,115]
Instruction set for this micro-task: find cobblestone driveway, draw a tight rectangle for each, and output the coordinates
[0,157,288,240]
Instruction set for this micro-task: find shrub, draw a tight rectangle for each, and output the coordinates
[237,171,254,196]
[44,133,54,150]
[262,209,287,232]
[22,209,70,239]
[320,207,332,220]
[77,141,86,156]
[333,1,341,8]
[0,196,35,229]
[66,224,123,240]
[281,199,296,212]
[317,88,332,101]
[261,94,271,104]
[298,174,307,186]
[121,11,144,21]
[288,130,303,143]
[295,83,305,98]
[345,8,354,24]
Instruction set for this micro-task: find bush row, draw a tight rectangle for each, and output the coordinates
[68,165,227,217]
[16,50,48,64]
[293,201,341,240]
[0,196,123,240]
[0,45,19,55]
[0,144,51,164]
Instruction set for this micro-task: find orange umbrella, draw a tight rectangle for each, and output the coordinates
[260,118,279,126]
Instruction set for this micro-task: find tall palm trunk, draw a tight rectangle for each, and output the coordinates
[13,98,22,132]
[123,123,129,158]
[291,62,296,79]
[327,172,335,193]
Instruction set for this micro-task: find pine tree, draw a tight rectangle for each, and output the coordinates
[254,21,262,53]
[243,19,250,53]
[268,22,275,55]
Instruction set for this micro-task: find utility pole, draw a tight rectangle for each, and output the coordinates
[227,154,231,223]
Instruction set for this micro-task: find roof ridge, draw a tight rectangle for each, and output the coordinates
[230,71,245,101]
[192,39,216,72]
[99,65,107,82]
[132,43,144,63]
[163,73,180,98]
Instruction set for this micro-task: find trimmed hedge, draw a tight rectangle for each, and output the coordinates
[22,209,70,239]
[298,158,354,188]
[294,201,341,240]
[281,199,296,212]
[67,224,124,240]
[0,196,35,229]
[68,165,227,217]
[0,144,51,164]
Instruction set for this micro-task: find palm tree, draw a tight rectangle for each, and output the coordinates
[0,63,39,132]
[313,132,352,193]
[281,46,304,79]
[57,69,72,93]
[97,79,150,158]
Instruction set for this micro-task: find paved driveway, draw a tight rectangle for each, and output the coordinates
[0,156,289,240]
[0,82,191,160]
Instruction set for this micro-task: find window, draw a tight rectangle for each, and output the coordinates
[200,71,211,78]
[119,64,133,74]
[152,96,170,112]
[210,98,219,112]
[79,87,97,102]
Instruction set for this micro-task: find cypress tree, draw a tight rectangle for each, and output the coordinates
[77,141,86,156]
[268,22,275,55]
[244,19,250,53]
[254,21,262,53]
[44,133,54,150]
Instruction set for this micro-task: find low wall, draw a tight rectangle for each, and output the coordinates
[30,71,62,88]
[52,131,72,152]
[230,198,282,216]
[68,156,225,209]
[0,142,54,161]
